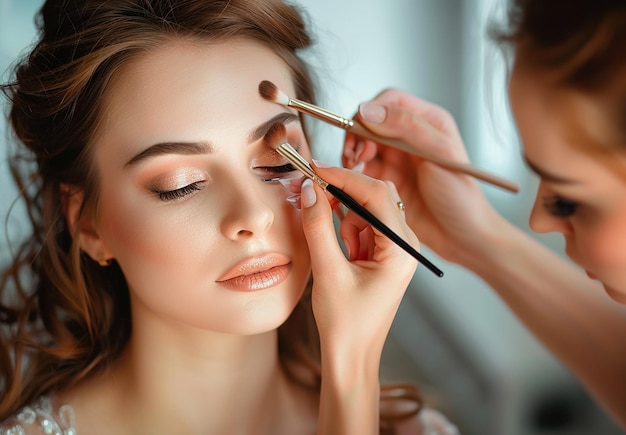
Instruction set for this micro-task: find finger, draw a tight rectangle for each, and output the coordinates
[299,178,349,271]
[342,134,372,170]
[358,103,465,163]
[312,163,407,236]
[337,177,410,258]
[384,180,406,216]
[360,88,462,141]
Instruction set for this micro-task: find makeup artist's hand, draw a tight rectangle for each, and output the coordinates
[300,164,418,358]
[342,89,502,266]
[299,164,419,433]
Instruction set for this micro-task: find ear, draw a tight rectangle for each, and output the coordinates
[61,183,114,264]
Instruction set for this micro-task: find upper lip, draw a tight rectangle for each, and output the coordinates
[216,252,291,282]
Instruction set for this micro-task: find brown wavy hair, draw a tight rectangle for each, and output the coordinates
[0,0,421,431]
[491,0,626,142]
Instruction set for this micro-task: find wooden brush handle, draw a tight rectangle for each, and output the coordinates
[349,121,519,193]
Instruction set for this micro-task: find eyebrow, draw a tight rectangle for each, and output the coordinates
[124,111,300,167]
[523,155,579,184]
[248,112,299,143]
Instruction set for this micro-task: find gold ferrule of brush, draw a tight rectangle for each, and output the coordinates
[276,143,328,189]
[288,99,353,129]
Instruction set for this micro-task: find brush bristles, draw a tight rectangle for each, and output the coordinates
[263,121,288,151]
[258,80,290,106]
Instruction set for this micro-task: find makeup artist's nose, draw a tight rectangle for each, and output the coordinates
[529,189,573,236]
[220,183,275,240]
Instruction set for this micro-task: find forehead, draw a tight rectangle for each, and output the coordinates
[509,66,626,168]
[93,38,296,160]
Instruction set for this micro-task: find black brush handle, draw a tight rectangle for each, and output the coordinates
[326,184,443,277]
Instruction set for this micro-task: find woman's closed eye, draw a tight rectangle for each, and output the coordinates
[151,181,206,202]
[543,195,578,217]
[258,163,300,182]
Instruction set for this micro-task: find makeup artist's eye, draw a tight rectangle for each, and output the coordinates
[152,182,206,202]
[543,196,578,217]
[258,163,300,182]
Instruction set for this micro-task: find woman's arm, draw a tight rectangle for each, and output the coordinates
[468,213,626,426]
[298,167,420,434]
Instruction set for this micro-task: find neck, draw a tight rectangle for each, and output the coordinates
[100,309,291,434]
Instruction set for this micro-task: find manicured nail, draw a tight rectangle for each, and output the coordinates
[285,194,301,209]
[359,102,387,124]
[351,161,365,173]
[311,159,333,168]
[278,176,304,193]
[301,178,316,208]
[355,140,365,158]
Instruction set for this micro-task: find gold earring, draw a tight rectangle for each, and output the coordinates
[98,257,111,267]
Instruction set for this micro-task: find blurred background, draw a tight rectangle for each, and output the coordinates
[0,1,624,434]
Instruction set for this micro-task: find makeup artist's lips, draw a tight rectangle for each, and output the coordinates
[216,253,291,292]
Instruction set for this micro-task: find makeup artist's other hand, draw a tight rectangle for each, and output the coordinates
[342,89,500,265]
[299,164,418,361]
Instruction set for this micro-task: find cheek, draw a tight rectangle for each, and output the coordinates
[576,218,626,271]
[97,185,215,276]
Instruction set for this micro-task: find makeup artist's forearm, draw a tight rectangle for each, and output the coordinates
[464,217,626,426]
[317,345,381,435]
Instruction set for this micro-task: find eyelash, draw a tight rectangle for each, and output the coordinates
[260,163,299,182]
[152,163,299,202]
[543,196,579,217]
[153,182,205,202]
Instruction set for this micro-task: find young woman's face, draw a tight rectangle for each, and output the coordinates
[510,66,626,303]
[90,39,312,334]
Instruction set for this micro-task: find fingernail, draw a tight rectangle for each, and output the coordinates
[311,159,333,168]
[355,140,365,158]
[351,161,365,173]
[278,176,304,193]
[285,194,301,210]
[343,146,355,160]
[301,178,316,208]
[359,102,387,124]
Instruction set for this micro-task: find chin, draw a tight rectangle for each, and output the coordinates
[233,290,304,335]
[603,284,626,305]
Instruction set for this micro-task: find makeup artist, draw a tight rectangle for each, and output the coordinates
[343,0,626,428]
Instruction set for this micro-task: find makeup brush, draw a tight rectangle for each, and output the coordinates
[264,121,443,278]
[259,80,519,194]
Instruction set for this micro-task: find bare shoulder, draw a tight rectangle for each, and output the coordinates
[394,407,461,435]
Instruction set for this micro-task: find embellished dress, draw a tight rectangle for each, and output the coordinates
[0,396,460,434]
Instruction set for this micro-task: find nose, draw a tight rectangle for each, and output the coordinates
[220,180,275,240]
[528,186,573,236]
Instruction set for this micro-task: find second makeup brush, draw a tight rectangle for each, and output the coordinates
[259,80,519,194]
[263,121,443,278]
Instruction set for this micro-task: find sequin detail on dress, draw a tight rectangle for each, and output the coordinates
[0,396,75,435]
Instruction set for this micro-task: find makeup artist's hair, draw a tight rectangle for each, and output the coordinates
[0,0,421,431]
[492,0,626,143]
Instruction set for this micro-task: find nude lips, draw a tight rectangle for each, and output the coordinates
[216,254,291,291]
